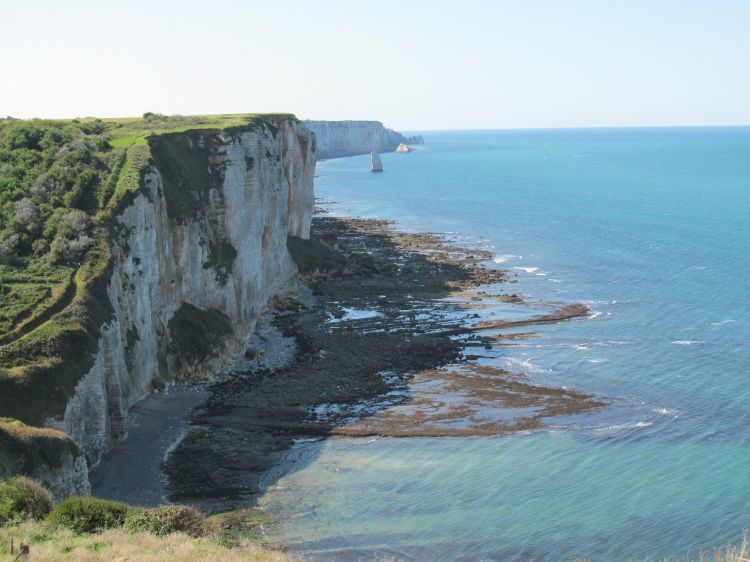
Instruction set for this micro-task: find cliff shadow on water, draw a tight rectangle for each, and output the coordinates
[163,216,605,513]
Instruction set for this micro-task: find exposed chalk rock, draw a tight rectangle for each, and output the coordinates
[371,151,383,172]
[32,449,91,500]
[396,143,410,153]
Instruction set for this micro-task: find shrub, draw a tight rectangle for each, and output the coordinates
[12,198,40,234]
[55,209,89,239]
[0,231,20,262]
[0,476,53,524]
[49,232,93,263]
[125,504,207,537]
[47,496,131,533]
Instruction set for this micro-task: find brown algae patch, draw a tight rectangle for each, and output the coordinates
[468,303,590,331]
[164,217,605,507]
[332,364,605,438]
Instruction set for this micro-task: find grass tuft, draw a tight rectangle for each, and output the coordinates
[124,505,207,538]
[0,520,296,561]
[0,479,294,561]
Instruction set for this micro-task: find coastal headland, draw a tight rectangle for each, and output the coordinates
[1,115,605,558]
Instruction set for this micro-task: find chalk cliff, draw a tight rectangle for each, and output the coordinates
[303,120,423,159]
[2,117,316,496]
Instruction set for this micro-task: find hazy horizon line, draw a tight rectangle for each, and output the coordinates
[3,113,749,133]
[407,122,750,133]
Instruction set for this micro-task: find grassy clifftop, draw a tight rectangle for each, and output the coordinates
[0,476,294,561]
[0,113,295,435]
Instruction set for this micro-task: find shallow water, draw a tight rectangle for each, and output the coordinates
[260,127,750,561]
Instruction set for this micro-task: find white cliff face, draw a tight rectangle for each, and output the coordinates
[47,120,315,477]
[303,120,413,159]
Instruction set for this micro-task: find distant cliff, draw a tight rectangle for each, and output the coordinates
[303,120,423,159]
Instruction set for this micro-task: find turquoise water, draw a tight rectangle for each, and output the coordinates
[261,127,750,561]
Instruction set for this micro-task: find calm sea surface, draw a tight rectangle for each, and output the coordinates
[259,127,750,561]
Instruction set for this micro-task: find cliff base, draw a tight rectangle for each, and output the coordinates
[164,216,604,510]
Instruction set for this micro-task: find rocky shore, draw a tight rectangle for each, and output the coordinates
[160,215,605,512]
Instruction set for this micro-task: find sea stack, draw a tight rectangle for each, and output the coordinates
[396,143,410,153]
[371,151,383,172]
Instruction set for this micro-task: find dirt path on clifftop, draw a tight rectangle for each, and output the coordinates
[164,217,605,512]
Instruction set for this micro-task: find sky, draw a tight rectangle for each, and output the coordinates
[1,0,749,130]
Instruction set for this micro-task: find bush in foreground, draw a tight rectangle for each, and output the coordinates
[125,504,208,537]
[46,496,130,533]
[0,476,53,524]
[0,521,296,561]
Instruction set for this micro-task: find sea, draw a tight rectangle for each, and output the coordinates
[258,127,750,561]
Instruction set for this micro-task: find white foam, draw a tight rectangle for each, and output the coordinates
[588,311,604,320]
[504,356,550,374]
[654,407,678,416]
[328,307,382,323]
[711,319,736,326]
[493,254,518,264]
[587,358,606,363]
[671,340,705,346]
[313,403,344,416]
[574,344,589,351]
[595,421,652,432]
[515,266,539,273]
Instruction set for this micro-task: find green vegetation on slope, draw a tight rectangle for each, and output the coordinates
[0,477,293,561]
[0,113,295,429]
[0,262,73,340]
